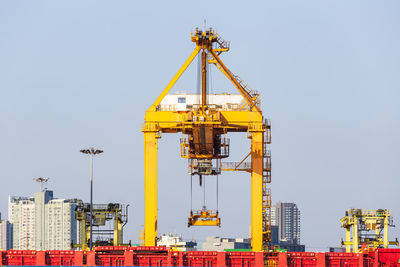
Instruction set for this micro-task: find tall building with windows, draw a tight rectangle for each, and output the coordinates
[0,212,13,250]
[8,196,36,250]
[8,190,81,250]
[46,199,80,250]
[271,202,301,244]
[35,190,54,250]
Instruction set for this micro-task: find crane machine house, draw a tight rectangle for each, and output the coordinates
[159,93,246,112]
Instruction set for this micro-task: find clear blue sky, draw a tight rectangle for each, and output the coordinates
[0,1,399,250]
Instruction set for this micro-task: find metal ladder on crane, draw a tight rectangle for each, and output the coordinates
[213,33,230,55]
[209,34,260,109]
[262,119,272,251]
[220,119,272,250]
[233,75,258,99]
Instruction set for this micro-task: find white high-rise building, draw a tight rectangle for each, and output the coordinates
[8,191,81,250]
[8,196,36,250]
[35,190,53,250]
[46,199,79,250]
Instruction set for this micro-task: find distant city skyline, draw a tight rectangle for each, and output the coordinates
[8,190,80,250]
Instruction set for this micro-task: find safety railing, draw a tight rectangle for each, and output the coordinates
[191,209,219,216]
[233,74,259,100]
[157,103,250,112]
[141,123,160,132]
[220,160,270,171]
[264,119,272,144]
[214,33,230,55]
[221,161,251,171]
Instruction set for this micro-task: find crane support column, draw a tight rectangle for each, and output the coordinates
[143,126,159,246]
[345,228,351,252]
[353,217,358,252]
[113,215,122,246]
[384,215,389,248]
[251,130,264,251]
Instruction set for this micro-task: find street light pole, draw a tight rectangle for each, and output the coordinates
[80,147,103,251]
[90,152,93,251]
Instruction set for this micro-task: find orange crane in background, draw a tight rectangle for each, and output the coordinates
[142,27,271,251]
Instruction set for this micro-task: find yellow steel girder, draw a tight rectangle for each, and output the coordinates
[208,49,261,113]
[143,131,159,246]
[144,110,263,132]
[148,47,201,112]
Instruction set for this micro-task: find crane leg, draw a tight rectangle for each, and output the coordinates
[113,214,122,246]
[353,217,358,253]
[251,131,263,251]
[345,228,351,252]
[144,131,158,246]
[384,215,389,248]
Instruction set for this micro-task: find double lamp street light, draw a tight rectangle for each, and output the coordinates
[80,147,103,251]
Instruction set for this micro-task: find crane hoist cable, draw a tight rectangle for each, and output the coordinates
[203,176,206,208]
[209,60,213,95]
[196,52,201,103]
[190,174,193,211]
[216,175,219,211]
[190,172,221,212]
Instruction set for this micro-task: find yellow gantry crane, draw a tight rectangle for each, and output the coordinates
[340,209,398,252]
[74,203,129,250]
[142,27,271,251]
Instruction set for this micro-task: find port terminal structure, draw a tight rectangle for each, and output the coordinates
[73,203,129,250]
[340,209,399,253]
[142,27,271,251]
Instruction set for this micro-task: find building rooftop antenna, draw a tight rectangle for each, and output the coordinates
[34,177,49,192]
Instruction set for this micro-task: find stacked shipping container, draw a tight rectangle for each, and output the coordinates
[0,247,399,266]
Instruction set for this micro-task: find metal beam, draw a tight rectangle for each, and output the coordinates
[251,131,264,251]
[148,47,201,112]
[144,131,159,246]
[208,49,261,113]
